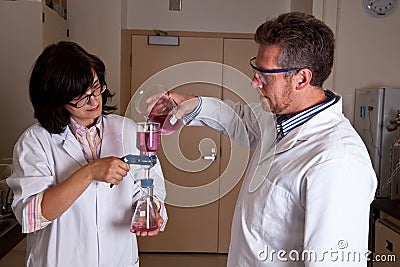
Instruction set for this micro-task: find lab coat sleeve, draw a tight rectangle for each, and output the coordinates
[301,157,377,266]
[6,127,55,230]
[188,97,265,150]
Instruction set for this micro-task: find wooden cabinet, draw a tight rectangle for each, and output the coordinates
[370,200,400,267]
[374,213,400,267]
[122,31,258,253]
[0,0,69,160]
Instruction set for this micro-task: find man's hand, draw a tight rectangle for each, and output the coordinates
[146,91,199,119]
[169,92,199,119]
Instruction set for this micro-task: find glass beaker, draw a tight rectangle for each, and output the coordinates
[136,122,161,156]
[147,92,183,135]
[133,84,183,135]
[130,179,158,232]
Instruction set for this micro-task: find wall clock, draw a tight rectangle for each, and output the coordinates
[362,0,399,17]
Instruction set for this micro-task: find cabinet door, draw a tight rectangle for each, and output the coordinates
[42,4,69,47]
[130,35,223,252]
[218,38,258,252]
[374,220,400,267]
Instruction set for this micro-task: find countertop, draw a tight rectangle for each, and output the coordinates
[371,198,400,221]
[0,214,25,260]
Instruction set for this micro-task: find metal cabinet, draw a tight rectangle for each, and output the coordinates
[374,214,400,266]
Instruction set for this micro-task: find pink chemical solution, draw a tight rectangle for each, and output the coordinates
[131,225,158,232]
[136,130,160,153]
[148,114,182,135]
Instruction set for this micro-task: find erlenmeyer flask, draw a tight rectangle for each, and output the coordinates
[130,179,158,232]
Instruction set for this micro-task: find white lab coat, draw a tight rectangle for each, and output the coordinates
[7,114,166,267]
[191,95,377,267]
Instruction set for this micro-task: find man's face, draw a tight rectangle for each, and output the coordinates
[251,45,295,115]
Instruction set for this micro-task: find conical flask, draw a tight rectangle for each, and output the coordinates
[131,179,158,232]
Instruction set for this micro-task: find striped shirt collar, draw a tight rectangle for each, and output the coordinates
[276,90,337,140]
[69,115,103,138]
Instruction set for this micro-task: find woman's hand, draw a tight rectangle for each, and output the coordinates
[130,212,164,237]
[86,156,130,185]
[42,156,129,220]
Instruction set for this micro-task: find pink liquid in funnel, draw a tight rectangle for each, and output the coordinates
[136,130,160,153]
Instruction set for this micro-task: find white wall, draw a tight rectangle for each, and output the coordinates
[125,0,290,33]
[0,1,68,159]
[67,0,122,111]
[331,0,400,121]
[0,1,42,159]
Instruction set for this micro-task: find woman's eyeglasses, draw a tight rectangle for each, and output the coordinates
[68,85,107,108]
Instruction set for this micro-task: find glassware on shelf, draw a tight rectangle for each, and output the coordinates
[134,84,183,135]
[130,179,158,233]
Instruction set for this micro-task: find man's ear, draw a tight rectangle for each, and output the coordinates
[295,68,312,90]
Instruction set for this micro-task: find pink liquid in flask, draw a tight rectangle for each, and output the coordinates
[131,224,158,232]
[148,114,182,135]
[130,179,159,233]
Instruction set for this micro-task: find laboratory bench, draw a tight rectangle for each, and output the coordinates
[370,198,400,266]
[0,214,25,260]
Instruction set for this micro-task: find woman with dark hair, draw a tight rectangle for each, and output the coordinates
[7,41,167,267]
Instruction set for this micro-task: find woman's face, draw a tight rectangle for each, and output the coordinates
[65,73,103,127]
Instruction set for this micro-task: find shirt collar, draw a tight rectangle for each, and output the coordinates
[69,115,103,137]
[276,90,337,139]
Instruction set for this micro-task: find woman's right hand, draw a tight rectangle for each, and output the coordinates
[86,157,130,185]
[41,156,129,220]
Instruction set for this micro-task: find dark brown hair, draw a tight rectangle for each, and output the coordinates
[29,41,116,134]
[254,12,335,87]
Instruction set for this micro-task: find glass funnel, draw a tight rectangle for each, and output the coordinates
[136,122,160,156]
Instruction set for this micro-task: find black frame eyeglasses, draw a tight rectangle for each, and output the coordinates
[250,57,303,74]
[68,85,107,108]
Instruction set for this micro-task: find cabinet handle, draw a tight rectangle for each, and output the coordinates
[202,148,217,161]
[385,240,393,252]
